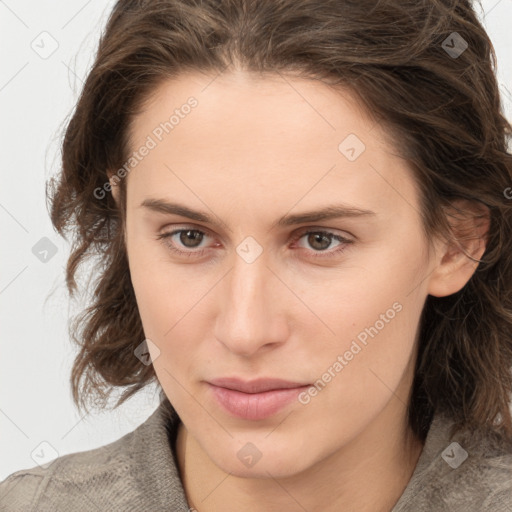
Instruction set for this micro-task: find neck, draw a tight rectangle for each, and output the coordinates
[175,399,424,512]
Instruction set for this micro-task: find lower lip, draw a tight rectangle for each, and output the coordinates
[207,383,310,421]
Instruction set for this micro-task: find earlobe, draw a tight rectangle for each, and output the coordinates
[427,199,490,298]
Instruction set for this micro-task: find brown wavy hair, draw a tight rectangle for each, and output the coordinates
[47,0,512,444]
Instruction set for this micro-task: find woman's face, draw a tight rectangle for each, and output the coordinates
[120,70,439,477]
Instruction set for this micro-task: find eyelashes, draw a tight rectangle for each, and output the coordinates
[156,226,353,260]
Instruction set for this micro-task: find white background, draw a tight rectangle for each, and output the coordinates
[1,0,511,480]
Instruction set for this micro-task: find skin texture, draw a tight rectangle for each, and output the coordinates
[110,70,488,512]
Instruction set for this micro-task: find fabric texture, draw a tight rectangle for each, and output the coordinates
[1,398,511,511]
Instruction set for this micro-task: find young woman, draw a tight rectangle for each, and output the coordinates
[1,0,511,510]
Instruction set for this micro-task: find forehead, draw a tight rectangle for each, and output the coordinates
[125,70,419,221]
[130,70,385,151]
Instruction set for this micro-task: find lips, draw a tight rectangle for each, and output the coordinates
[208,377,309,393]
[206,377,311,420]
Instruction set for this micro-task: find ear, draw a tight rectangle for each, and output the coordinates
[427,199,490,298]
[107,171,121,205]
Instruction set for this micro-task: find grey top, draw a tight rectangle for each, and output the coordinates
[1,398,511,511]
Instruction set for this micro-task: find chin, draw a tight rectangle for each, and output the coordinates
[205,437,316,480]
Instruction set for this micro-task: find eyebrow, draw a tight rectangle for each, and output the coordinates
[139,198,376,231]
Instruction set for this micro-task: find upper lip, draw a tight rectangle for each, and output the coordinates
[207,377,310,394]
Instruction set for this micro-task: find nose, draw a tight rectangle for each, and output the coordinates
[213,251,289,357]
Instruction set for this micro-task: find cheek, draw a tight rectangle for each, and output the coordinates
[127,247,202,403]
[309,261,427,419]
[125,225,213,369]
[126,220,187,316]
[315,242,426,344]
[125,225,177,341]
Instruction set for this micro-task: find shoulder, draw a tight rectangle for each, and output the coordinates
[0,428,139,512]
[0,401,188,512]
[439,432,512,511]
[437,442,512,512]
[0,466,46,512]
[395,413,512,512]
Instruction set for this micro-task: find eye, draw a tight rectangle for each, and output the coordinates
[292,229,353,258]
[156,227,212,258]
[156,226,353,259]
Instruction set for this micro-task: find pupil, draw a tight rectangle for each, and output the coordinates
[181,230,202,248]
[309,233,330,251]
